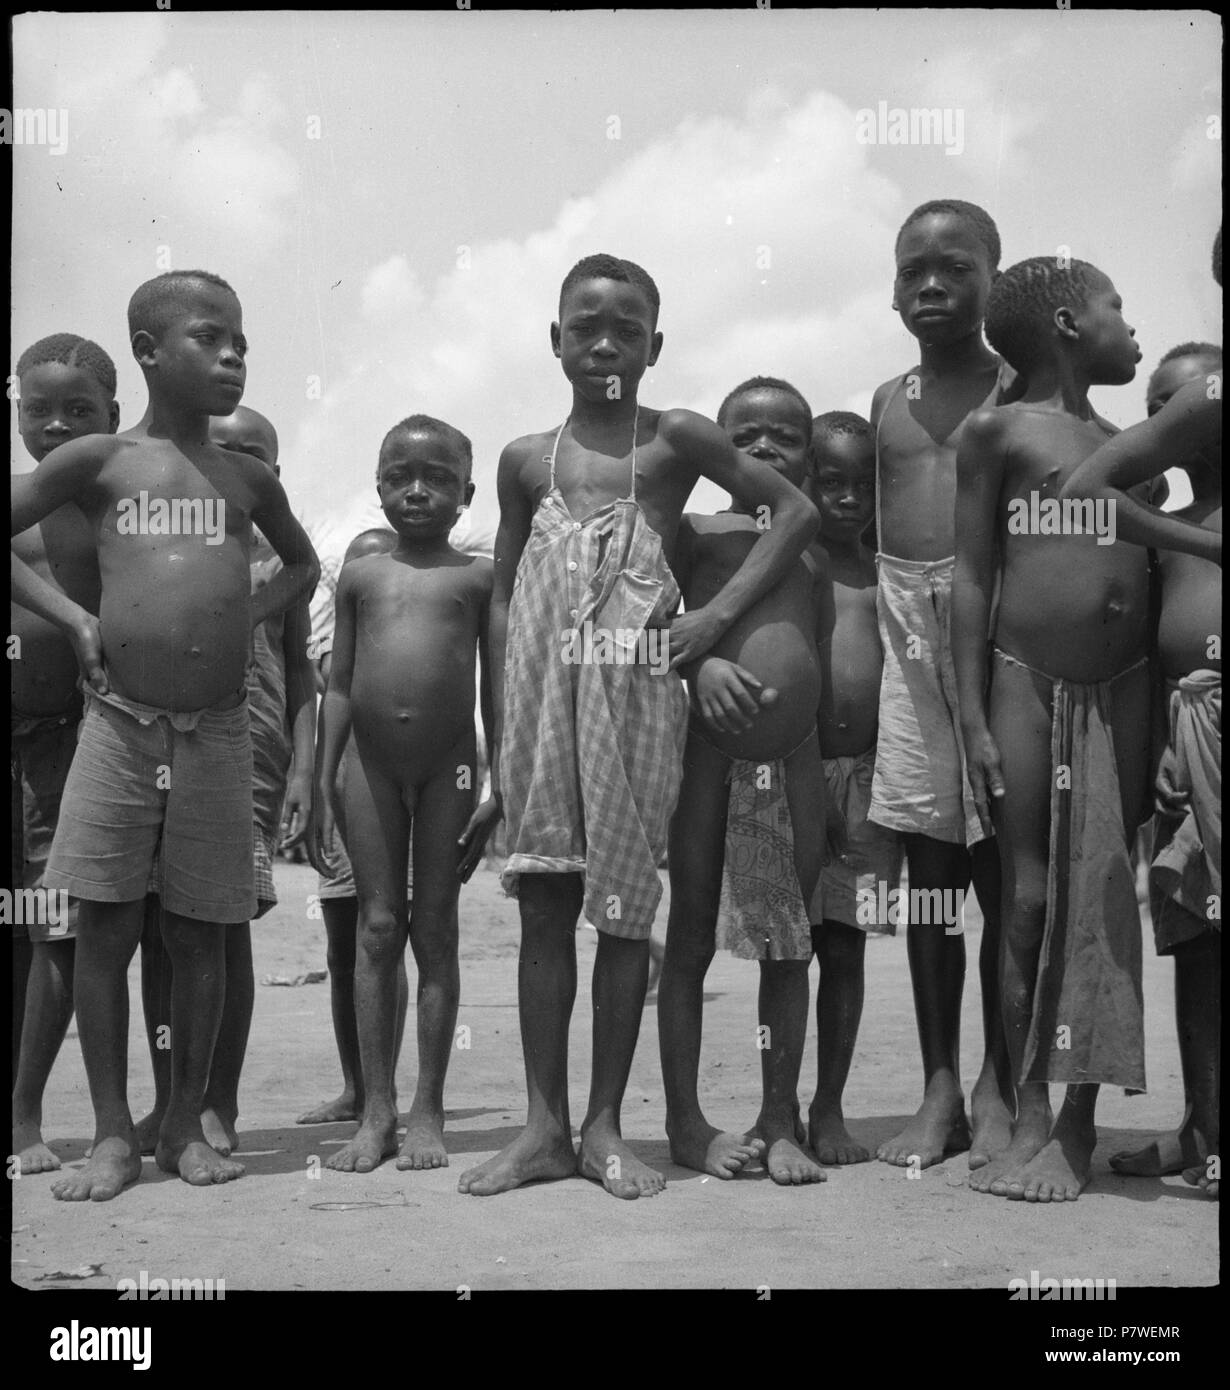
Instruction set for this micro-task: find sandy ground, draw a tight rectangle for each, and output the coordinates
[12,860,1218,1292]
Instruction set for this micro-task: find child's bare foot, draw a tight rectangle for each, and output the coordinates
[12,1118,62,1174]
[578,1122,664,1199]
[201,1107,238,1157]
[1183,1160,1219,1200]
[667,1116,763,1178]
[51,1135,142,1202]
[132,1109,164,1156]
[396,1108,448,1170]
[756,1114,825,1185]
[969,1108,1051,1194]
[968,1080,1015,1170]
[1003,1123,1095,1203]
[325,1113,398,1173]
[296,1093,362,1125]
[877,1084,970,1168]
[457,1126,577,1195]
[1110,1128,1200,1177]
[155,1133,245,1186]
[807,1105,869,1165]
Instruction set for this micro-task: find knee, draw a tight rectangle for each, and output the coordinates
[358,909,405,965]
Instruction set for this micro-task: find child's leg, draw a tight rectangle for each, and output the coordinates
[327,758,411,1173]
[876,834,971,1167]
[808,920,869,1163]
[154,911,245,1186]
[298,897,363,1123]
[1177,932,1221,1197]
[457,873,582,1195]
[134,895,172,1152]
[579,931,665,1198]
[754,735,826,1184]
[200,922,253,1155]
[398,755,471,1170]
[659,731,763,1177]
[969,658,1054,1194]
[967,836,1014,1168]
[1112,927,1219,1178]
[12,936,32,1089]
[11,937,74,1172]
[50,900,146,1202]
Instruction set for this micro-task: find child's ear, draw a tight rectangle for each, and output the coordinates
[464,479,476,506]
[549,321,562,359]
[107,401,121,434]
[647,329,664,367]
[131,330,157,369]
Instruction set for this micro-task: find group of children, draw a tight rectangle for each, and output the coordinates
[10,204,1220,1210]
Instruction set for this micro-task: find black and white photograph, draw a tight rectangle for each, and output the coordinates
[8,2,1220,1335]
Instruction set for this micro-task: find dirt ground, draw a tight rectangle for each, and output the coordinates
[12,860,1218,1292]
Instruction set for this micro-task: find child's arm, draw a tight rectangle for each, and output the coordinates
[11,438,110,689]
[310,567,357,869]
[458,562,501,882]
[812,550,846,862]
[951,408,1008,834]
[486,440,536,808]
[666,411,818,668]
[248,465,322,625]
[1060,378,1222,563]
[280,595,316,849]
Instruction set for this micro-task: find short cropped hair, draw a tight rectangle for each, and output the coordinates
[896,199,1002,271]
[559,253,660,325]
[716,376,813,434]
[984,256,1103,373]
[811,410,873,452]
[1153,341,1222,375]
[16,333,117,396]
[128,270,237,341]
[378,414,473,475]
[343,528,400,564]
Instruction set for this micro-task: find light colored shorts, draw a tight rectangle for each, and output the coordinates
[11,702,82,941]
[45,686,256,924]
[810,748,904,933]
[868,553,987,847]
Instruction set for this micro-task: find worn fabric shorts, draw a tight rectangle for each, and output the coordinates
[11,701,83,941]
[45,687,256,924]
[868,552,987,847]
[811,748,904,933]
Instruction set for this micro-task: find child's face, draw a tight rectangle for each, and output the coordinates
[211,408,279,476]
[143,285,248,415]
[18,361,119,462]
[893,213,995,346]
[722,388,811,488]
[1146,355,1215,417]
[377,430,474,541]
[811,434,875,541]
[1072,273,1140,385]
[552,278,662,402]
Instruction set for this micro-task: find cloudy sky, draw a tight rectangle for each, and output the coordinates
[12,9,1222,561]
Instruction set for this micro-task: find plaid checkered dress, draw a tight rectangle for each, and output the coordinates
[500,419,689,939]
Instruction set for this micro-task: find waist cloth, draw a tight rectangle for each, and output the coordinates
[994,647,1149,1091]
[1149,670,1220,951]
[499,417,689,940]
[692,723,818,962]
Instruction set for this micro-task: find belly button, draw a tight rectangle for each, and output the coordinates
[397,712,410,723]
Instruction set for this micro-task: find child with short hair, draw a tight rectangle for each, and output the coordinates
[953,255,1150,1201]
[807,410,903,1164]
[312,418,497,1172]
[659,376,824,1185]
[10,333,118,1173]
[459,253,816,1200]
[134,405,317,1156]
[10,270,320,1200]
[867,199,1013,1170]
[298,526,411,1129]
